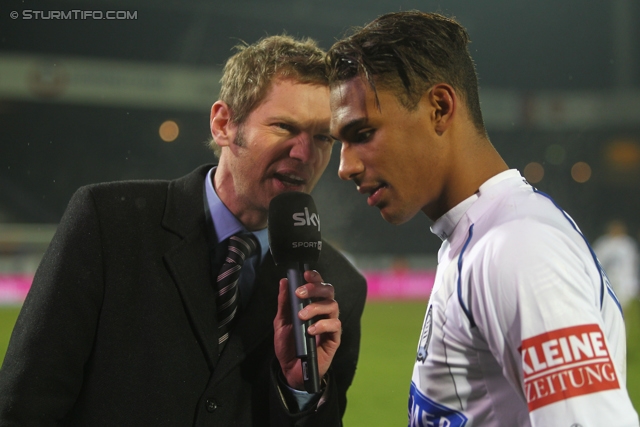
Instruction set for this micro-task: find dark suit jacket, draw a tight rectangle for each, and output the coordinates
[0,165,367,426]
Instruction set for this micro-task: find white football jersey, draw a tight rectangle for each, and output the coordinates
[409,169,639,427]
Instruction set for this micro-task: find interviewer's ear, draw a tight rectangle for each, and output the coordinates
[210,101,236,148]
[430,84,456,136]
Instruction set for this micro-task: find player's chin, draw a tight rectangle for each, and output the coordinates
[380,204,416,225]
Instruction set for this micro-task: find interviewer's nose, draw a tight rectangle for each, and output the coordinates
[290,134,315,163]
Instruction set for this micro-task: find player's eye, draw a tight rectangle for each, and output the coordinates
[353,129,374,143]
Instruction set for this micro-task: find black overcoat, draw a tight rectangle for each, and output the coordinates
[0,165,367,426]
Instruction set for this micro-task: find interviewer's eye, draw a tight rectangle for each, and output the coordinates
[316,135,335,144]
[275,123,296,133]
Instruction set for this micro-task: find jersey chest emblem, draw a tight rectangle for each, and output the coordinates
[416,305,433,363]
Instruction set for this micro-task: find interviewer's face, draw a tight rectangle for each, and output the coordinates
[215,78,334,228]
[330,77,446,224]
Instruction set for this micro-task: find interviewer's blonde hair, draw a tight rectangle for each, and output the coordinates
[209,35,328,157]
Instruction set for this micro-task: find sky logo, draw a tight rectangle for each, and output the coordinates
[292,207,320,231]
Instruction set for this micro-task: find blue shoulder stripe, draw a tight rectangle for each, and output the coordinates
[458,224,476,327]
[532,188,621,313]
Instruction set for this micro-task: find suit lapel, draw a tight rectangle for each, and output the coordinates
[164,228,219,369]
[162,165,220,369]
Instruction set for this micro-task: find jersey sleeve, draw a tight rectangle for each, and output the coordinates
[468,219,639,427]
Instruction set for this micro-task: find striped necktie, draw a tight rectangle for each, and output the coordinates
[216,233,258,352]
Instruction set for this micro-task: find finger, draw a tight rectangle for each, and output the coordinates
[307,318,342,336]
[299,298,339,321]
[274,278,290,328]
[296,281,335,300]
[303,269,322,282]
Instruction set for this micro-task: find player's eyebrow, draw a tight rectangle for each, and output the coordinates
[331,117,369,141]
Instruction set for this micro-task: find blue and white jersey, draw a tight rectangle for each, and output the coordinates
[410,169,639,427]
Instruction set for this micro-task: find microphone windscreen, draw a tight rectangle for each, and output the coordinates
[268,192,322,266]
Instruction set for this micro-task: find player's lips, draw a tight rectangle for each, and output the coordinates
[357,183,388,207]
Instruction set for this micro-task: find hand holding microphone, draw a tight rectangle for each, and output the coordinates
[269,192,341,394]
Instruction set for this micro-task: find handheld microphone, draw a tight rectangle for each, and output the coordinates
[268,191,322,393]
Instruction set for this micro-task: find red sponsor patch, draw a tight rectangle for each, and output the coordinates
[520,324,620,411]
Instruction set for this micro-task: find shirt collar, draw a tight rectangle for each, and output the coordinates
[430,169,521,241]
[430,192,478,241]
[204,167,270,261]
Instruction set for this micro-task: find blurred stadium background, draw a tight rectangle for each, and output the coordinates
[1,0,640,425]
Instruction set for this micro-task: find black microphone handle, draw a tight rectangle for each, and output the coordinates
[286,264,321,393]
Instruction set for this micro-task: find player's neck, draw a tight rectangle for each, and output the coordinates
[425,133,508,222]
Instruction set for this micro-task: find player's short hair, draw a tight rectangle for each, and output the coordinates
[326,10,486,136]
[210,35,328,157]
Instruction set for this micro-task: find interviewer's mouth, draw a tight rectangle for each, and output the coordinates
[273,172,308,190]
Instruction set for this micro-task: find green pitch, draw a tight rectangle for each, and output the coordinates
[343,300,427,426]
[0,306,20,363]
[1,300,639,426]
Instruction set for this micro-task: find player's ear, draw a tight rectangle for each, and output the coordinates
[210,101,237,148]
[429,84,456,136]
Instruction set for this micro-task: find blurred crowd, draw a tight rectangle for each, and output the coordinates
[593,219,640,311]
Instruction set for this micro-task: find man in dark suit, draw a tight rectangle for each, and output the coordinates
[0,35,367,426]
